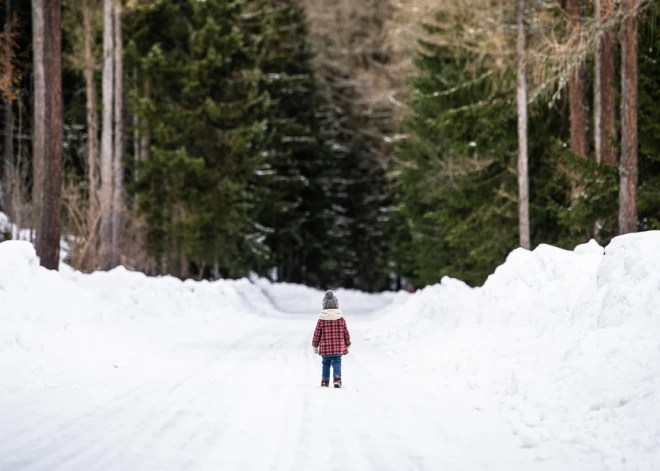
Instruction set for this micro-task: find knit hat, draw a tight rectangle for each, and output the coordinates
[322,290,339,310]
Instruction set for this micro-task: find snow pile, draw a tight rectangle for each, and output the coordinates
[366,233,660,468]
[0,239,401,400]
[0,211,70,261]
[0,241,276,397]
[0,211,31,242]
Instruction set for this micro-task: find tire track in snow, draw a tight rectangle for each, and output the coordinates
[51,324,278,471]
[3,321,277,471]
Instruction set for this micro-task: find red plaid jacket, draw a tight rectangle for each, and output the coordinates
[312,312,351,356]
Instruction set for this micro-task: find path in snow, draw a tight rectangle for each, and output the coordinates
[0,306,535,471]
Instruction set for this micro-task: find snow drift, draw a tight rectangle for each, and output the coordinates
[0,239,393,398]
[366,233,660,468]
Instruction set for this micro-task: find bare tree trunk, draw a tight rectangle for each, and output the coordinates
[619,0,638,234]
[601,0,617,167]
[594,0,602,164]
[132,67,140,163]
[112,0,123,267]
[567,0,588,163]
[83,0,99,267]
[39,0,63,270]
[100,0,114,269]
[31,0,46,249]
[516,0,530,250]
[14,96,23,236]
[139,78,151,162]
[3,0,14,219]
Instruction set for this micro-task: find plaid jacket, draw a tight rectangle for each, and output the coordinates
[312,310,351,356]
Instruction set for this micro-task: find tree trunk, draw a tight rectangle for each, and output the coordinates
[112,0,123,267]
[31,0,46,250]
[594,0,602,164]
[139,78,151,161]
[567,0,588,163]
[516,0,530,249]
[3,0,14,219]
[39,0,63,270]
[601,0,617,166]
[619,0,638,234]
[100,0,114,269]
[83,0,99,267]
[132,67,140,163]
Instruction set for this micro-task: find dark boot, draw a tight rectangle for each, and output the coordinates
[333,377,342,388]
[321,379,330,387]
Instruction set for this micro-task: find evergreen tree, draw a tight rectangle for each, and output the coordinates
[314,64,392,291]
[248,0,331,284]
[394,30,565,287]
[127,0,269,278]
[248,0,390,291]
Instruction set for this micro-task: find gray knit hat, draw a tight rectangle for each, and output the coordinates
[322,290,339,310]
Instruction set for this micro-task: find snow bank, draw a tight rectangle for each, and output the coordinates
[367,233,660,468]
[0,211,32,242]
[0,241,275,397]
[0,239,400,399]
[0,211,70,261]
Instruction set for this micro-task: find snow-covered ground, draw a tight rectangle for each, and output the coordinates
[1,229,660,470]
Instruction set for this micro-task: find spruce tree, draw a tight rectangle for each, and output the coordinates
[248,0,329,284]
[127,0,269,278]
[394,29,564,286]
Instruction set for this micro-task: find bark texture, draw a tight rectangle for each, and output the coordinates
[619,0,638,234]
[100,0,114,269]
[517,0,530,249]
[39,0,63,270]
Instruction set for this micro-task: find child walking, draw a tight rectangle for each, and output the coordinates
[312,290,351,388]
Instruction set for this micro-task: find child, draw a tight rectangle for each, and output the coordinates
[312,290,351,388]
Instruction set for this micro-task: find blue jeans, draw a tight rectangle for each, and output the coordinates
[321,355,342,380]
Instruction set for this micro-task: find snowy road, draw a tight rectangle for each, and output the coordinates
[4,236,660,470]
[0,307,532,471]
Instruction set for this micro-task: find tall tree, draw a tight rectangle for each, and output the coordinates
[601,0,617,166]
[594,0,602,164]
[619,0,639,234]
[37,0,63,269]
[517,0,530,249]
[83,0,99,264]
[250,0,324,283]
[2,0,13,218]
[32,0,46,246]
[100,0,114,268]
[112,0,123,266]
[567,0,588,164]
[129,0,270,277]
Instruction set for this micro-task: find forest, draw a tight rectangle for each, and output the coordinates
[0,0,658,290]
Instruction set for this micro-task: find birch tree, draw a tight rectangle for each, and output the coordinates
[112,0,123,267]
[517,0,530,249]
[100,0,114,269]
[83,0,100,263]
[32,0,46,246]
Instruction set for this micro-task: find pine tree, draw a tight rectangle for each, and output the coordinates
[128,0,269,278]
[393,26,566,286]
[248,0,326,283]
